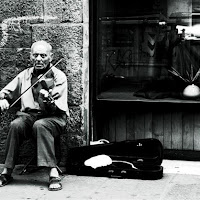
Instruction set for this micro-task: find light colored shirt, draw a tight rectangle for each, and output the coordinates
[0,65,69,116]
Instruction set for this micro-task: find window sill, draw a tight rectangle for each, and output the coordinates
[97,90,200,103]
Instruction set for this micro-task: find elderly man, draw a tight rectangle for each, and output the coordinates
[0,40,69,191]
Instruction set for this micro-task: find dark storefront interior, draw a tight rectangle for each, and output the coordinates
[90,0,200,159]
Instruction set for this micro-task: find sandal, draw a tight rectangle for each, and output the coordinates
[48,176,62,191]
[0,174,13,187]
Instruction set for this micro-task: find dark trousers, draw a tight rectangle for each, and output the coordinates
[4,111,67,169]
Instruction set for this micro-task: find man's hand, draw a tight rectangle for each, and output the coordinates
[39,89,54,103]
[39,89,49,99]
[0,99,10,112]
[38,89,56,113]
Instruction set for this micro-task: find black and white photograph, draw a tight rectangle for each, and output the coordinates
[0,0,200,199]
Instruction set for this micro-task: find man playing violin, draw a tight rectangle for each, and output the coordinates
[0,40,69,191]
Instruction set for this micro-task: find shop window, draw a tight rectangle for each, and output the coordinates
[93,0,200,102]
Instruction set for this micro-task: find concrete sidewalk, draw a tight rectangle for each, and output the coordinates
[1,160,200,200]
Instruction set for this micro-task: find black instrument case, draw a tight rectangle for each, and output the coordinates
[66,138,163,180]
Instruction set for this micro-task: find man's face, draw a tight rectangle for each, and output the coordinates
[30,44,52,71]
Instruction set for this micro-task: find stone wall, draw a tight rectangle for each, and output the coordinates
[0,0,89,165]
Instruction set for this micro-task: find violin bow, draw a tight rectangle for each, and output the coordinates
[9,58,64,109]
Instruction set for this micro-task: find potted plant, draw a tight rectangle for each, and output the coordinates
[168,65,200,99]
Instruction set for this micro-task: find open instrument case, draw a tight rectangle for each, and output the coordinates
[66,138,163,180]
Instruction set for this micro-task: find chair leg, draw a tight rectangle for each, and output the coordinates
[19,155,36,175]
[19,155,63,175]
[56,165,63,175]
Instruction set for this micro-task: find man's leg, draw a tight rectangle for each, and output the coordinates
[4,114,35,170]
[32,115,66,191]
[32,116,66,167]
[0,113,35,186]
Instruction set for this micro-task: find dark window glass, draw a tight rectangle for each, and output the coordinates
[93,0,200,101]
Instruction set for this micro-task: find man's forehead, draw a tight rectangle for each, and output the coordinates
[31,45,52,56]
[32,44,49,52]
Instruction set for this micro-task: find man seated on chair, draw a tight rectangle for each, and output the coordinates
[0,40,69,191]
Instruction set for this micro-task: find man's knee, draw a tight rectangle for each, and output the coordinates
[33,119,47,129]
[33,119,61,138]
[32,119,49,137]
[10,118,26,130]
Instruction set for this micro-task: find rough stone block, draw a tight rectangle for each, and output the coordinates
[0,109,17,155]
[59,134,69,165]
[15,48,31,68]
[62,0,83,23]
[31,24,83,49]
[65,106,83,133]
[43,0,64,23]
[60,131,87,166]
[0,48,30,88]
[0,0,43,23]
[68,82,83,106]
[66,68,82,84]
[65,49,83,75]
[0,49,29,88]
[0,22,32,48]
[53,47,83,73]
[67,132,87,148]
[44,0,83,23]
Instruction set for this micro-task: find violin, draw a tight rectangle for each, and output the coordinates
[9,58,63,108]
